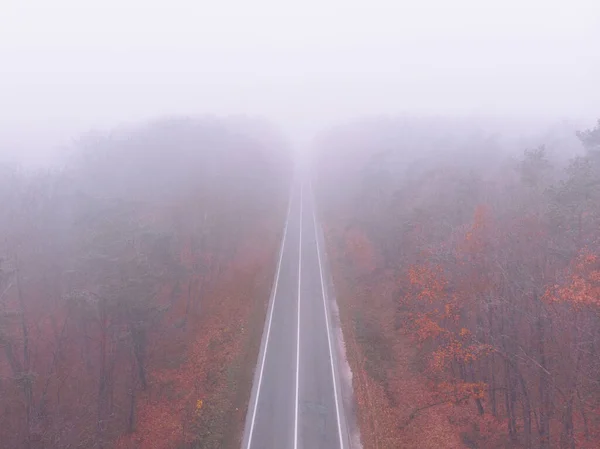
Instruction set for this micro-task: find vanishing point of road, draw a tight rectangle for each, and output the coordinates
[242,180,354,449]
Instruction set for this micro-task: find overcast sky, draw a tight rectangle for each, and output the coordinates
[1,0,599,165]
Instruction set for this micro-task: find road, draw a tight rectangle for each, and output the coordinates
[242,181,352,449]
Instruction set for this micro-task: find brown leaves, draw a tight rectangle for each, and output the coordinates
[436,381,488,404]
[545,250,600,307]
[414,315,446,342]
[407,263,447,302]
[461,204,492,256]
[430,339,494,373]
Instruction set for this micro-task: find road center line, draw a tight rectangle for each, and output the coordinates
[294,184,303,449]
[312,194,345,449]
[245,188,293,449]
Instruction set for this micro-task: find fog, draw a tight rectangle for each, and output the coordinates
[3,2,600,448]
[2,0,599,166]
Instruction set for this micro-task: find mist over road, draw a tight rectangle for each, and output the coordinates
[243,180,353,449]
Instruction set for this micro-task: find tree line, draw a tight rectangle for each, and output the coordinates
[0,117,291,449]
[314,118,600,448]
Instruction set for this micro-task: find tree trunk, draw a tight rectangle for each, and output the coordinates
[537,315,551,449]
[489,353,497,417]
[97,303,109,449]
[518,371,532,449]
[577,390,589,441]
[127,386,137,433]
[16,262,32,449]
[132,327,148,390]
[504,358,517,442]
[560,396,575,449]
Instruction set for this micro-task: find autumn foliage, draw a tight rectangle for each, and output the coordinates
[315,119,600,448]
[0,118,291,449]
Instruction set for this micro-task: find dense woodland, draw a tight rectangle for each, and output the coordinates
[0,117,291,449]
[3,114,599,449]
[314,118,600,448]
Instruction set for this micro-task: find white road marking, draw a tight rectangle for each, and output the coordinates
[245,189,293,449]
[294,184,303,449]
[312,194,345,449]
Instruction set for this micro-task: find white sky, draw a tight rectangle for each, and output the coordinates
[1,0,599,165]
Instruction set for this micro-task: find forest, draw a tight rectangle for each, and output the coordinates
[2,114,599,449]
[3,0,597,447]
[0,117,291,449]
[313,117,600,448]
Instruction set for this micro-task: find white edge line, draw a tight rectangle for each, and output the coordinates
[312,188,345,449]
[245,188,293,449]
[294,185,303,449]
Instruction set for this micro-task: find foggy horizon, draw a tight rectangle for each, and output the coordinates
[3,2,600,449]
[2,0,599,166]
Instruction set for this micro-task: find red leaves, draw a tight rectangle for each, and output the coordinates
[414,315,446,342]
[407,263,447,302]
[436,381,487,404]
[429,337,493,373]
[461,204,492,256]
[545,250,600,307]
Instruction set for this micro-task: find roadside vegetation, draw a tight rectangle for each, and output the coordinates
[314,118,600,449]
[0,117,291,449]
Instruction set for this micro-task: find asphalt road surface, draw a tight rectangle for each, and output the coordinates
[242,181,351,449]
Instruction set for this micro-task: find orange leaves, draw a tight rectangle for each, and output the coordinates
[430,338,493,372]
[116,229,280,449]
[436,381,488,404]
[545,250,600,307]
[404,262,494,376]
[414,315,446,342]
[472,204,489,230]
[412,309,493,378]
[461,204,491,255]
[443,303,461,322]
[407,263,447,302]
